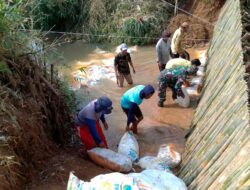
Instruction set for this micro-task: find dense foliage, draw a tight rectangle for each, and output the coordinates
[29,0,177,45]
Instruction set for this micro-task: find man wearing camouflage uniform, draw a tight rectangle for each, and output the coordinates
[157,65,198,107]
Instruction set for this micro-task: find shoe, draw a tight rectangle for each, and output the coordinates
[158,102,164,107]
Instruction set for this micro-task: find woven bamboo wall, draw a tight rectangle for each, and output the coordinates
[179,0,250,189]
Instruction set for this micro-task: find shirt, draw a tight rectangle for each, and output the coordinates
[165,58,191,69]
[156,38,171,65]
[114,52,132,74]
[171,28,184,54]
[75,100,106,144]
[158,67,187,94]
[121,85,145,109]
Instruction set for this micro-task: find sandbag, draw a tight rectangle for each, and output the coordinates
[175,87,190,108]
[67,172,139,190]
[157,144,181,169]
[186,85,198,96]
[87,148,132,172]
[67,172,90,190]
[129,169,187,190]
[118,131,139,162]
[136,156,172,172]
[91,173,138,190]
[67,170,187,190]
[197,66,205,76]
[191,76,203,85]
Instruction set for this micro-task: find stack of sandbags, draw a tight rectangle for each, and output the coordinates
[186,50,207,96]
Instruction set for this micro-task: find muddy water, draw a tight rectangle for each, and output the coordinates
[29,42,201,189]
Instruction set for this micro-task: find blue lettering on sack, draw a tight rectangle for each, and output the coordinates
[159,162,170,170]
[114,184,120,190]
[128,149,137,160]
[123,185,132,190]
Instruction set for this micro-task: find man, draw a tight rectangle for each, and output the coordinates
[114,43,136,87]
[74,96,113,150]
[165,58,201,70]
[157,62,200,107]
[121,85,155,134]
[170,22,189,59]
[156,30,171,71]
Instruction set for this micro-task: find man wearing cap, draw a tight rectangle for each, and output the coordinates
[114,43,136,87]
[170,22,189,59]
[121,85,155,134]
[156,30,171,71]
[157,65,199,107]
[75,96,113,150]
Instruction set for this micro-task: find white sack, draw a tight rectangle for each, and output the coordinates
[118,132,139,162]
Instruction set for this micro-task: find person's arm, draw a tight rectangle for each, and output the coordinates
[114,56,120,76]
[84,118,103,146]
[127,54,135,73]
[156,41,163,64]
[100,114,108,130]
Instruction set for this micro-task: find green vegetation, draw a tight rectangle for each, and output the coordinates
[28,0,176,45]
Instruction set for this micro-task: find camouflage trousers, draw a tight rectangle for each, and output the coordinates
[158,79,177,103]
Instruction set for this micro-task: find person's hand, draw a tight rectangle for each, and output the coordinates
[133,68,136,74]
[98,142,107,148]
[125,126,130,132]
[103,122,109,130]
[183,81,190,87]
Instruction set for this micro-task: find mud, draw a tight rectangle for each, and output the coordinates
[167,0,225,47]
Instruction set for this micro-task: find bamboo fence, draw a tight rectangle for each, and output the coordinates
[179,0,250,189]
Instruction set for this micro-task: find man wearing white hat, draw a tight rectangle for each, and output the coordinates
[114,43,136,87]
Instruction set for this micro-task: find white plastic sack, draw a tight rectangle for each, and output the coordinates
[129,169,187,190]
[136,156,172,172]
[91,173,138,190]
[67,172,91,190]
[191,76,203,85]
[67,172,139,190]
[186,85,198,96]
[157,145,182,169]
[118,132,139,162]
[87,148,132,172]
[175,87,190,108]
[197,66,205,76]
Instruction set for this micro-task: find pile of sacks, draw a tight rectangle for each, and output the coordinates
[186,50,207,97]
[67,132,187,190]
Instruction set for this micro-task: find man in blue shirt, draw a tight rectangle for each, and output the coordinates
[121,85,155,134]
[75,96,113,150]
